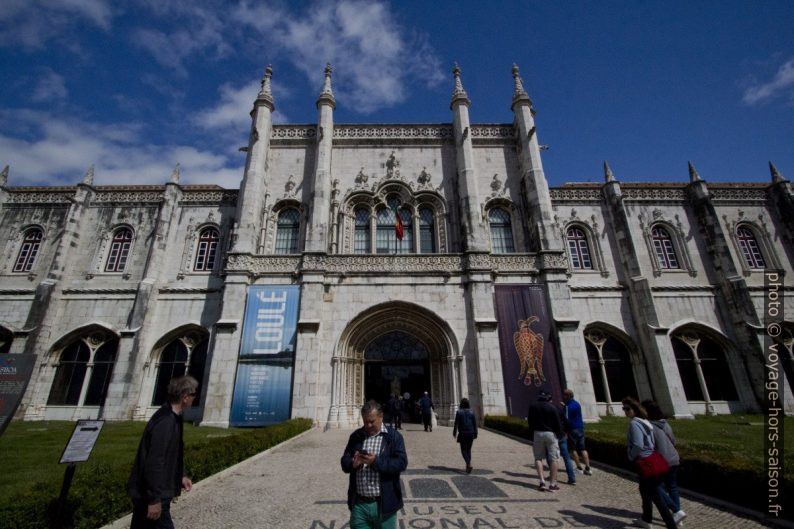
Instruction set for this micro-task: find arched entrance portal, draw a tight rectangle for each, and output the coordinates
[330,302,461,428]
[364,331,430,419]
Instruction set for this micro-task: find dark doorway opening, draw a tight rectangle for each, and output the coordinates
[364,331,431,423]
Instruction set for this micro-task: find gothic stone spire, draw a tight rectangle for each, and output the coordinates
[770,161,785,183]
[317,62,336,108]
[511,63,533,109]
[170,163,181,184]
[0,165,7,187]
[82,164,95,186]
[603,160,616,182]
[688,161,702,182]
[450,62,470,108]
[257,64,275,109]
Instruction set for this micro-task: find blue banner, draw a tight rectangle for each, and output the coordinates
[230,285,300,426]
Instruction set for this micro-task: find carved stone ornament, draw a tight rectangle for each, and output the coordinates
[584,330,607,348]
[490,174,503,197]
[284,175,297,197]
[417,167,432,188]
[385,152,401,179]
[355,167,369,188]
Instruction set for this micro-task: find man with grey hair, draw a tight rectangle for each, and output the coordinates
[127,376,198,528]
[341,400,408,529]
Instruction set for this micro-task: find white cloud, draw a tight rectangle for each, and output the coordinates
[742,57,794,105]
[233,0,444,114]
[0,109,242,188]
[0,0,113,49]
[31,69,68,102]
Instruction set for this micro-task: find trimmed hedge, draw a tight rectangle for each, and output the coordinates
[485,415,793,520]
[0,418,312,529]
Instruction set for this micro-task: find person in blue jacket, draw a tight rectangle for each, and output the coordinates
[341,400,408,529]
[452,397,478,474]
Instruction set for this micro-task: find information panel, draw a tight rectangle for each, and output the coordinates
[60,420,104,463]
[230,285,300,426]
[0,353,37,437]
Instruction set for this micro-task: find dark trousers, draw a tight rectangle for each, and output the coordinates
[638,474,677,528]
[422,411,432,431]
[458,433,474,466]
[131,499,174,529]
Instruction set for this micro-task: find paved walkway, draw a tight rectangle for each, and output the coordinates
[107,423,776,529]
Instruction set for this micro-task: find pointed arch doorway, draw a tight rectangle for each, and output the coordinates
[330,302,461,428]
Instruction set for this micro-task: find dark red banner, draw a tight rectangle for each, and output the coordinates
[0,354,37,437]
[494,285,563,418]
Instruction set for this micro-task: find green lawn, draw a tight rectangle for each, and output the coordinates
[0,420,236,498]
[585,413,794,472]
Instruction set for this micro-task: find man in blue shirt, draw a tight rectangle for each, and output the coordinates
[563,388,592,475]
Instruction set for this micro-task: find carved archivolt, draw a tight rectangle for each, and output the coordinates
[262,199,306,255]
[87,223,137,278]
[721,212,783,275]
[339,174,448,254]
[2,224,48,275]
[177,217,227,279]
[482,196,526,252]
[638,210,697,277]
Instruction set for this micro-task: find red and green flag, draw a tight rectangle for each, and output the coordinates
[392,203,404,241]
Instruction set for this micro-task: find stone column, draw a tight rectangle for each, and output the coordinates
[305,64,336,254]
[601,163,692,418]
[686,163,764,410]
[450,64,488,251]
[234,66,275,254]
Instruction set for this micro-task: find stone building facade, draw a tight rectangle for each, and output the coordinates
[2,64,792,428]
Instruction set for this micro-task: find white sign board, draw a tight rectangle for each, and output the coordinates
[59,420,104,464]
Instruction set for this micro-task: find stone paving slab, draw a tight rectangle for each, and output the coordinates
[106,424,778,529]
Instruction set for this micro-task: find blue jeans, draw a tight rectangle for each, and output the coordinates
[547,436,576,483]
[657,464,681,512]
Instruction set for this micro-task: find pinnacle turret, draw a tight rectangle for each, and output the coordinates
[511,63,532,110]
[0,165,7,187]
[770,161,785,183]
[688,161,702,182]
[604,161,616,182]
[170,163,181,184]
[317,63,336,108]
[82,164,94,186]
[257,65,274,109]
[450,62,470,108]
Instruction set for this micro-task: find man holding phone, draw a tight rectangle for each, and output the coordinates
[341,400,408,529]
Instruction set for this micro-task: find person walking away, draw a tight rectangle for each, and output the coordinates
[642,400,686,525]
[392,395,402,430]
[387,394,398,429]
[548,402,576,485]
[418,391,434,432]
[452,398,478,474]
[527,390,562,492]
[341,400,408,529]
[127,376,197,529]
[562,388,592,475]
[622,397,677,529]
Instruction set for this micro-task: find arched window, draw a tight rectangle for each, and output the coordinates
[585,331,638,403]
[736,226,766,269]
[354,207,371,254]
[489,207,515,253]
[397,207,413,254]
[13,228,43,272]
[376,197,402,254]
[83,339,118,406]
[651,226,679,269]
[151,335,208,407]
[105,227,133,272]
[274,208,300,254]
[673,332,739,402]
[48,341,90,405]
[419,208,436,253]
[567,227,592,270]
[194,227,220,271]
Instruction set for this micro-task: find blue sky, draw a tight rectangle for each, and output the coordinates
[1,1,792,188]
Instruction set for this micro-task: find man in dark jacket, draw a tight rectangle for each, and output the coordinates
[127,376,197,528]
[418,391,434,432]
[341,400,408,529]
[527,390,563,492]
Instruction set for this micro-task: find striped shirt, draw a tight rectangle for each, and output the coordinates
[355,424,388,497]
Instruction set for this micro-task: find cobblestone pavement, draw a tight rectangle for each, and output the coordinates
[107,424,776,529]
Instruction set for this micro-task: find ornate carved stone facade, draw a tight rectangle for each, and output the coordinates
[2,68,792,429]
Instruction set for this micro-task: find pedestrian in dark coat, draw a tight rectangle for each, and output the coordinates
[418,391,434,432]
[127,376,198,529]
[452,398,478,474]
[341,400,408,529]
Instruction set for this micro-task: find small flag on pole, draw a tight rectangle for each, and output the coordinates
[392,203,404,241]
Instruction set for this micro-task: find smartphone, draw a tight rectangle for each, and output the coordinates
[359,450,370,456]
